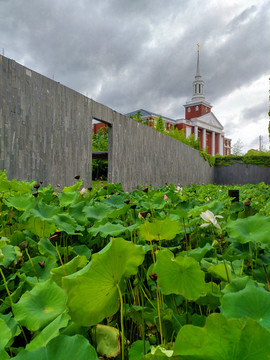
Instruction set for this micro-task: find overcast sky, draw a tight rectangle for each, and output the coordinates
[1,0,269,152]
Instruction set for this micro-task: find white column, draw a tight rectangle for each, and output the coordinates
[219,134,223,155]
[194,126,198,140]
[202,128,206,150]
[212,131,215,156]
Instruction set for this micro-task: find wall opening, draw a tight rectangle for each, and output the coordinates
[92,119,110,182]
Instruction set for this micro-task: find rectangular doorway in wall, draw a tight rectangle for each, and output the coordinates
[92,119,110,183]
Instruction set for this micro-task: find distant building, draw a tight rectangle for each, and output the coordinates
[94,46,232,155]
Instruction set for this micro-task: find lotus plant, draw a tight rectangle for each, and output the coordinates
[200,210,223,229]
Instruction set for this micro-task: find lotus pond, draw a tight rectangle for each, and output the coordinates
[1,171,270,359]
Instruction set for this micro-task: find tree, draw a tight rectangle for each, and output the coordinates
[155,116,165,133]
[232,139,244,156]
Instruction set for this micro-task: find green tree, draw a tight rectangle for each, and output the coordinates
[155,116,165,132]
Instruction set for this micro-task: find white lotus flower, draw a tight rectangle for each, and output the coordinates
[200,210,223,229]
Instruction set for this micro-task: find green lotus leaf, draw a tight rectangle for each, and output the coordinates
[21,256,58,283]
[221,282,270,331]
[83,202,113,221]
[0,244,17,266]
[226,213,270,244]
[29,201,60,221]
[62,238,144,326]
[11,334,98,360]
[138,218,181,241]
[129,340,150,360]
[53,213,81,234]
[72,245,91,259]
[38,237,57,258]
[25,217,56,238]
[59,191,79,207]
[50,255,88,286]
[69,201,88,224]
[195,282,221,310]
[103,194,128,208]
[188,243,213,262]
[88,222,137,238]
[208,263,232,282]
[13,279,68,331]
[153,249,205,301]
[0,318,12,351]
[221,276,251,295]
[62,180,83,192]
[26,313,70,351]
[0,312,21,340]
[95,324,120,358]
[4,193,36,211]
[0,350,9,360]
[173,313,270,359]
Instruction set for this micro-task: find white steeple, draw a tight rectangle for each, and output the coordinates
[192,43,205,101]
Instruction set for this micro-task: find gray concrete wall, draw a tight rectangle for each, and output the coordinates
[215,163,270,185]
[0,55,93,188]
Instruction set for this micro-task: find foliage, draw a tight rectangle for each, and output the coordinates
[155,116,165,133]
[92,128,108,180]
[214,154,270,167]
[1,172,270,358]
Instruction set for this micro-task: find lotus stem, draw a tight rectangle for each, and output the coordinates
[0,267,12,306]
[25,248,39,282]
[116,284,125,360]
[183,217,188,256]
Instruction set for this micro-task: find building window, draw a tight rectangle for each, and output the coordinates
[205,107,208,112]
[196,106,199,111]
[188,107,191,112]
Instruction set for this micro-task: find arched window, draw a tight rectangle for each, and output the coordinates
[188,107,191,112]
[196,106,199,111]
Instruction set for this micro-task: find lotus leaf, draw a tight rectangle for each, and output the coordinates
[226,213,270,244]
[129,340,150,360]
[0,318,12,351]
[208,263,232,282]
[94,324,120,358]
[153,249,205,300]
[21,256,57,283]
[83,202,113,221]
[50,255,88,286]
[38,237,57,258]
[188,243,213,262]
[0,244,17,266]
[11,334,98,360]
[62,237,144,326]
[221,282,270,331]
[173,313,270,359]
[13,279,68,331]
[138,218,181,241]
[26,313,70,351]
[4,193,36,211]
[88,222,137,238]
[59,191,79,207]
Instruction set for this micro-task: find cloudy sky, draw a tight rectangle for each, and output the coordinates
[1,0,269,152]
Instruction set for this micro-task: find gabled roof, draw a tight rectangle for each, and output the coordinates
[125,109,176,123]
[192,112,223,131]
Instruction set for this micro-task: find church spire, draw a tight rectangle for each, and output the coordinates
[196,43,200,76]
[192,43,205,101]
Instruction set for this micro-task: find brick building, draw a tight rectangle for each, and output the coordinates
[94,47,232,155]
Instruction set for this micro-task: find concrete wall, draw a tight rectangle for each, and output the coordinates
[0,55,92,188]
[215,163,270,185]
